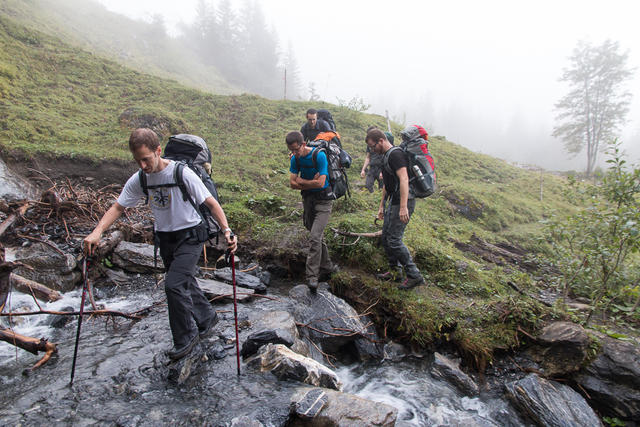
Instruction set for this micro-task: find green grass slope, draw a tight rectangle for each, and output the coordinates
[0,15,576,365]
[0,0,238,95]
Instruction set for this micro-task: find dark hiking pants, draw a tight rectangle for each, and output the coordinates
[157,230,215,348]
[382,198,421,279]
[302,195,334,282]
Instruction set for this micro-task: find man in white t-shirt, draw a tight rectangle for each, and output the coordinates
[84,128,237,360]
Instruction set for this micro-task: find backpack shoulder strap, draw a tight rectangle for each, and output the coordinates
[138,169,148,204]
[174,161,204,220]
[382,146,402,175]
[174,161,190,203]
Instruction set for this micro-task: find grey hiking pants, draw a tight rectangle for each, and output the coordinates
[157,229,215,348]
[302,194,334,282]
[365,164,383,193]
[382,198,421,279]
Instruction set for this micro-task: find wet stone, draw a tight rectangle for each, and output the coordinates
[213,267,267,294]
[291,388,328,419]
[230,416,264,427]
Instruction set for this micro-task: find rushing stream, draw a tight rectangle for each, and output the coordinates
[0,275,529,426]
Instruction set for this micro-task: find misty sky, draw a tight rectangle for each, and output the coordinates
[97,0,640,170]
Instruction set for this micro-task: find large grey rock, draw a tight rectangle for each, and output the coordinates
[197,277,254,302]
[431,352,479,396]
[214,267,267,294]
[241,311,299,357]
[289,284,382,361]
[246,343,342,390]
[112,241,164,273]
[5,243,79,291]
[530,321,590,376]
[505,373,602,427]
[576,336,640,421]
[289,387,397,427]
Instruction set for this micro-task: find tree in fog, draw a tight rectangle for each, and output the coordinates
[237,0,280,98]
[283,40,302,100]
[553,40,633,175]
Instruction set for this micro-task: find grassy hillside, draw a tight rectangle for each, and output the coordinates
[0,0,238,95]
[0,14,578,365]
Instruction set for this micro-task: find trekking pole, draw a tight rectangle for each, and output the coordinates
[225,240,240,376]
[70,256,90,385]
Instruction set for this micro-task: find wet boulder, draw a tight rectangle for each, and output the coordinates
[241,311,300,357]
[214,267,267,294]
[431,352,479,396]
[575,335,640,422]
[529,321,590,376]
[246,343,342,390]
[197,277,254,303]
[505,373,602,426]
[4,243,79,292]
[289,284,382,361]
[112,241,164,273]
[289,387,398,426]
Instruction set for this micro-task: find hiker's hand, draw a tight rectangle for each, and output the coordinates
[83,231,101,256]
[360,169,366,178]
[225,232,237,254]
[399,206,409,224]
[377,207,384,221]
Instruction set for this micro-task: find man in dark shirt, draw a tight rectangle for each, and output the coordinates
[366,128,424,290]
[300,108,331,142]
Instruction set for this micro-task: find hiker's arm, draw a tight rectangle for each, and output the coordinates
[361,153,370,178]
[204,197,237,253]
[292,173,326,190]
[84,202,125,255]
[377,187,387,220]
[396,167,410,224]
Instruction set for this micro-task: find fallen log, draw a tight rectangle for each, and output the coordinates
[0,308,143,320]
[0,328,57,370]
[0,203,30,238]
[330,227,382,238]
[11,273,62,302]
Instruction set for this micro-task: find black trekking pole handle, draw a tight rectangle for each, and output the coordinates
[70,256,90,385]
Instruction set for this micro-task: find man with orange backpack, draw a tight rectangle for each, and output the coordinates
[300,108,331,142]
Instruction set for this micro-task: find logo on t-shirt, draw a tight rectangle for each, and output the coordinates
[150,188,171,209]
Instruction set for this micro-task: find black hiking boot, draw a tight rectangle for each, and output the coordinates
[398,276,425,290]
[319,264,340,282]
[307,279,319,292]
[198,312,219,339]
[375,268,403,282]
[166,334,199,360]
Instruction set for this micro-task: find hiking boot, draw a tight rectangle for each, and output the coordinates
[198,312,219,339]
[166,334,199,360]
[398,276,425,290]
[375,269,403,282]
[319,264,340,282]
[307,279,319,292]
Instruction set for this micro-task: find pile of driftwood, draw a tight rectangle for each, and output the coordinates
[0,180,154,371]
[0,179,151,244]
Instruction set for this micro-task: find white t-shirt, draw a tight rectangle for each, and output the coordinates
[117,161,212,232]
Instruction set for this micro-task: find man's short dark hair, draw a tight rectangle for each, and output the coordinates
[286,131,304,146]
[129,128,160,152]
[366,128,386,143]
[306,108,318,116]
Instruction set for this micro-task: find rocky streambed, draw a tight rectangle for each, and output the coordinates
[1,237,639,426]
